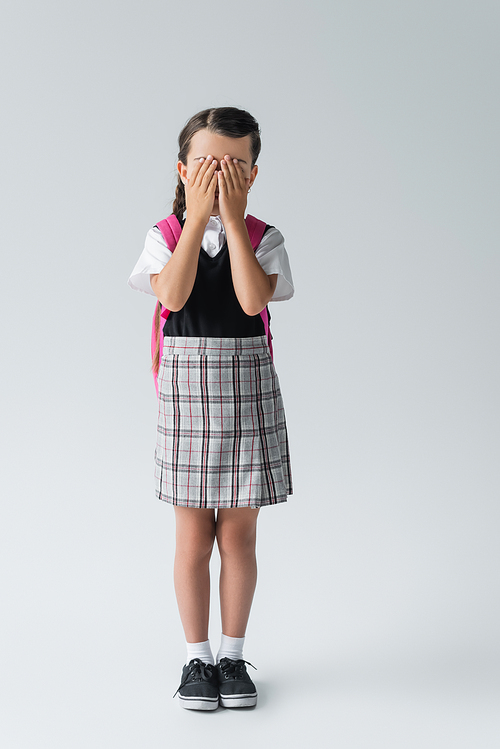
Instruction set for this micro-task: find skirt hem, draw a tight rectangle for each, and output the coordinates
[155,493,290,509]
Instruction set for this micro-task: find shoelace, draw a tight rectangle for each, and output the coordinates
[173,658,215,698]
[218,657,257,679]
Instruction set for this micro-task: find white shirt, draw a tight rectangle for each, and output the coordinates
[128,215,294,302]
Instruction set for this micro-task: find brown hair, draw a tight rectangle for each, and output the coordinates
[153,107,262,375]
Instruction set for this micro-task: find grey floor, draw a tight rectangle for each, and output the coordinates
[3,640,499,747]
[3,517,499,749]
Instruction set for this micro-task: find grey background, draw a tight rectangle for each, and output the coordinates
[1,0,499,746]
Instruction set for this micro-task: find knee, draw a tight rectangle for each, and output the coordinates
[216,523,256,559]
[176,519,216,561]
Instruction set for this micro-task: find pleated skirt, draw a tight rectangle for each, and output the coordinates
[154,336,292,508]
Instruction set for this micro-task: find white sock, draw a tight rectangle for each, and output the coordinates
[186,639,214,666]
[217,634,245,663]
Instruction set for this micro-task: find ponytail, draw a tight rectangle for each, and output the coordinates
[152,300,162,377]
[172,175,186,224]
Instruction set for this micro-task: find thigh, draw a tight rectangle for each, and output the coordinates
[173,507,216,550]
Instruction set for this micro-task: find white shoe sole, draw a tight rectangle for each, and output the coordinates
[220,692,258,708]
[178,695,219,710]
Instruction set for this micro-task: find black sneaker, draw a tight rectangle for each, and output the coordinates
[173,658,219,710]
[216,658,258,708]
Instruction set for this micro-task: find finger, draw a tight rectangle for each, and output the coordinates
[200,158,218,190]
[194,156,213,186]
[232,158,246,187]
[187,157,204,185]
[217,170,227,195]
[225,156,244,188]
[193,155,213,186]
[220,158,235,191]
[208,171,218,193]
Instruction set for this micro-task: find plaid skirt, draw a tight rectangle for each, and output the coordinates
[154,336,292,508]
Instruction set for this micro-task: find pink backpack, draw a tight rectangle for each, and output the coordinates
[151,214,273,395]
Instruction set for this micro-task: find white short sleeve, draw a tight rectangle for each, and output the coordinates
[128,222,294,301]
[255,227,294,301]
[127,227,172,296]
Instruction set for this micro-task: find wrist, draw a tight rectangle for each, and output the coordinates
[223,215,246,233]
[184,212,209,232]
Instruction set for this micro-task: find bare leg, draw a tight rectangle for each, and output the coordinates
[216,508,260,638]
[173,507,216,643]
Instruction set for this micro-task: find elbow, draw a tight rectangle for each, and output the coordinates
[162,297,184,312]
[158,296,186,312]
[239,276,277,316]
[241,300,267,317]
[151,277,187,312]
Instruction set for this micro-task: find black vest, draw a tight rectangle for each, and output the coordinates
[162,222,272,338]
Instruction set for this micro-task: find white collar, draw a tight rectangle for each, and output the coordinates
[207,215,223,229]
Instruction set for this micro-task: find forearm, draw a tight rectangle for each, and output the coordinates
[225,218,276,316]
[216,155,274,314]
[150,217,206,311]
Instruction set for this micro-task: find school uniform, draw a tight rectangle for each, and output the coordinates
[128,215,294,509]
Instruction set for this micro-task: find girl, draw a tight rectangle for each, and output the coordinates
[128,107,294,710]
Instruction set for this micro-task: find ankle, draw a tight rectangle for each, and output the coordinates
[216,633,245,663]
[186,639,214,666]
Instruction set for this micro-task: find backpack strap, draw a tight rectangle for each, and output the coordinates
[152,215,182,396]
[245,215,274,361]
[156,216,183,322]
[245,214,267,250]
[157,214,183,248]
